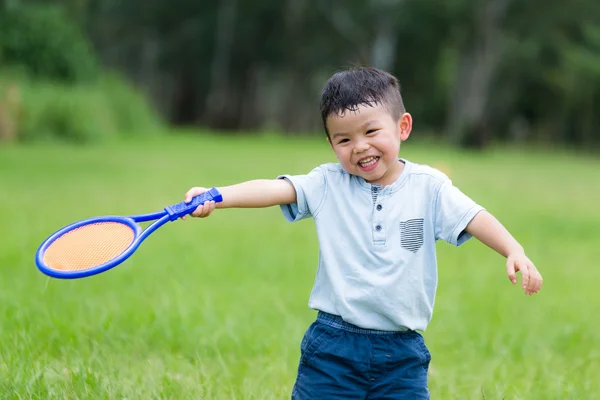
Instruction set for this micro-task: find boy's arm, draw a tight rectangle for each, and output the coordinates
[216,179,297,208]
[183,179,296,217]
[465,210,543,295]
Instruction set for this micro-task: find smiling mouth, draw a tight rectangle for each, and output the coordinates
[358,156,379,170]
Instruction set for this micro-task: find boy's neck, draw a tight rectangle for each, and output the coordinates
[366,159,406,188]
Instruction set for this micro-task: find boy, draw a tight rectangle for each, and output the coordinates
[183,67,543,399]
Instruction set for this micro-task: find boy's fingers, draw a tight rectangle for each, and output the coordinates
[184,190,194,203]
[183,194,215,219]
[526,267,536,294]
[206,200,215,215]
[529,267,543,294]
[519,262,530,292]
[191,204,204,217]
[184,187,208,203]
[200,204,209,217]
[199,201,216,217]
[536,270,544,292]
[507,257,542,294]
[536,275,544,293]
[506,260,517,284]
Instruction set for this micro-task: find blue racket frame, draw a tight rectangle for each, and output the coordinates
[35,187,223,279]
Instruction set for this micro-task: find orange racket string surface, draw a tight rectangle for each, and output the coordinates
[42,222,136,271]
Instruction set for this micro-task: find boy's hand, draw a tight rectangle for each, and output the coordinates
[506,252,543,295]
[182,187,217,219]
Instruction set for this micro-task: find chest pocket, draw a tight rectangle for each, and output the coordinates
[399,218,424,253]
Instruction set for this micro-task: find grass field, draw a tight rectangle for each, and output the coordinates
[1,133,599,399]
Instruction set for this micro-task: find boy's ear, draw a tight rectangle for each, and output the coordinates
[398,112,412,141]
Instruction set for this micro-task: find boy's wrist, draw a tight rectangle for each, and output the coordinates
[506,245,525,258]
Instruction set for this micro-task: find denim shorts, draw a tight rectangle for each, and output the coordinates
[292,311,431,399]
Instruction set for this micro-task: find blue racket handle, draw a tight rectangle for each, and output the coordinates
[165,187,223,221]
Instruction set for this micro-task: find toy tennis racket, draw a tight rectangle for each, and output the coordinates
[35,188,223,279]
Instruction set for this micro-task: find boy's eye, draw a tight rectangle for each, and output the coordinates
[366,129,378,135]
[338,138,350,144]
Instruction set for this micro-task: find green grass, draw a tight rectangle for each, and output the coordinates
[1,133,599,399]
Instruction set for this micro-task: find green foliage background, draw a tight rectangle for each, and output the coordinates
[2,0,600,148]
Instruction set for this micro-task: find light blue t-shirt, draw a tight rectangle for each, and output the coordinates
[278,159,484,332]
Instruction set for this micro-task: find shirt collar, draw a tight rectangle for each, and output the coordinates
[352,158,412,193]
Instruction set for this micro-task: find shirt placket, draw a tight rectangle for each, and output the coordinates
[371,185,386,246]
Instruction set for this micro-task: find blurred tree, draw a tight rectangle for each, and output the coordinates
[370,0,404,71]
[204,0,238,128]
[494,0,600,147]
[0,3,99,83]
[445,0,511,148]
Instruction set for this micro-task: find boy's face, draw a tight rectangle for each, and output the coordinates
[326,104,412,186]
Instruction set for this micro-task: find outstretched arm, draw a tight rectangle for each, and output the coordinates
[466,210,543,295]
[183,179,296,217]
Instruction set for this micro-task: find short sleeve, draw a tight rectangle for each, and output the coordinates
[434,179,484,246]
[277,166,327,222]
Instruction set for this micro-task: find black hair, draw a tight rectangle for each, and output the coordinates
[319,67,405,136]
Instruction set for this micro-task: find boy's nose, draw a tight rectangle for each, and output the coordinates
[354,142,370,153]
[354,143,371,153]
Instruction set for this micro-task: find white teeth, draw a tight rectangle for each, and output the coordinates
[359,156,378,167]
